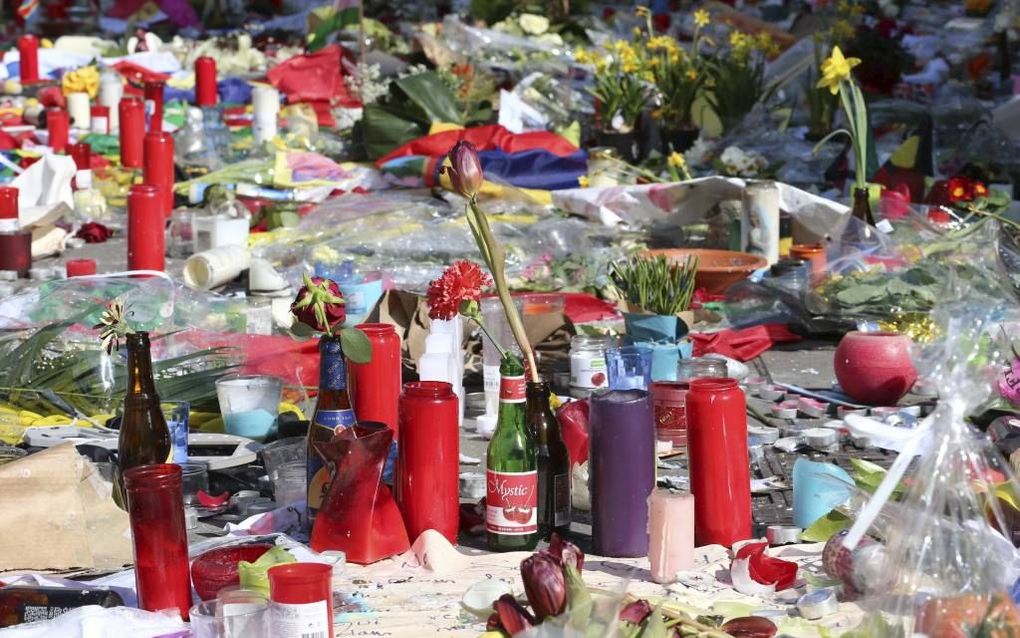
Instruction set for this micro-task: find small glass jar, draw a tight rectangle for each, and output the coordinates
[587,147,624,187]
[569,335,612,397]
[768,258,809,295]
[677,357,728,382]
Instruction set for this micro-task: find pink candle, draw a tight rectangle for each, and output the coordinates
[143,131,175,217]
[119,98,145,168]
[47,109,69,153]
[647,488,695,584]
[17,35,39,84]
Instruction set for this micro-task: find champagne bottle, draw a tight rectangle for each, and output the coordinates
[306,335,357,525]
[113,332,171,509]
[486,357,538,552]
[526,381,571,539]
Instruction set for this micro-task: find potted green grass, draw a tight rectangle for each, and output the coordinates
[609,254,699,341]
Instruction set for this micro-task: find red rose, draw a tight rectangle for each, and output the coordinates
[290,276,346,333]
[75,221,113,244]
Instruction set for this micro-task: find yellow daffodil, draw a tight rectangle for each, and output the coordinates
[817,45,861,94]
[693,9,710,28]
[632,26,643,37]
[831,19,854,42]
[578,175,590,188]
[636,5,651,17]
[686,69,698,80]
[642,71,654,82]
[667,152,687,169]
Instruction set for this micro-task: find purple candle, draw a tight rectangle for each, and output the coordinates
[589,390,656,557]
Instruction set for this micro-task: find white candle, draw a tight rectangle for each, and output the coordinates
[251,86,280,144]
[647,488,694,584]
[742,181,782,266]
[66,92,90,130]
[99,72,123,131]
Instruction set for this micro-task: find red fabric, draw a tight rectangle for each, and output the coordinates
[111,61,171,84]
[690,324,801,362]
[560,293,618,324]
[175,331,320,388]
[375,124,581,167]
[0,131,19,150]
[266,44,360,109]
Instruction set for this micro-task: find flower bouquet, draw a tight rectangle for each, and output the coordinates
[705,30,778,133]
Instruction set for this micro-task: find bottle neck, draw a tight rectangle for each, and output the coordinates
[126,332,156,396]
[318,336,348,392]
[852,188,876,226]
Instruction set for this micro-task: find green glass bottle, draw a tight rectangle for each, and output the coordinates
[526,381,571,539]
[486,357,538,552]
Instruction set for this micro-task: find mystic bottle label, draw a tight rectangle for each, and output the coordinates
[486,469,538,535]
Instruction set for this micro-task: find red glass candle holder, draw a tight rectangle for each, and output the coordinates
[127,184,165,272]
[268,563,332,638]
[396,381,459,543]
[66,258,97,277]
[90,105,110,134]
[47,109,69,153]
[143,131,175,217]
[194,57,217,107]
[650,381,688,448]
[144,80,165,132]
[349,323,401,438]
[17,35,39,84]
[309,421,410,564]
[0,186,30,277]
[68,142,91,171]
[685,378,752,546]
[119,98,145,169]
[124,464,191,620]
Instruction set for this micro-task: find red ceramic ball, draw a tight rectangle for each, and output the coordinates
[834,331,917,405]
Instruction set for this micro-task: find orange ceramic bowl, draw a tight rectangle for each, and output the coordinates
[643,249,769,294]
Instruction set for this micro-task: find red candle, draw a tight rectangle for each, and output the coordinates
[17,35,39,84]
[685,378,752,546]
[396,381,459,543]
[650,381,688,448]
[127,184,165,272]
[267,564,333,638]
[90,105,110,134]
[143,131,175,217]
[194,56,217,107]
[123,464,191,620]
[119,98,145,168]
[65,259,97,277]
[144,80,165,132]
[0,186,30,277]
[68,142,91,170]
[349,323,401,438]
[46,109,69,153]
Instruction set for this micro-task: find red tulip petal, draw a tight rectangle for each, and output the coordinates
[198,490,230,507]
[731,541,799,591]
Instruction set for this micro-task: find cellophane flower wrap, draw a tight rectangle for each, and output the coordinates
[842,269,1020,636]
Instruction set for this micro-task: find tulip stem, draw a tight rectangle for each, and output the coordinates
[469,315,508,359]
[617,593,734,637]
[467,197,540,383]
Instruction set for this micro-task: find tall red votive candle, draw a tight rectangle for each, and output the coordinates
[0,186,30,277]
[685,378,752,546]
[119,98,145,168]
[396,381,459,543]
[17,35,39,84]
[349,323,401,438]
[47,109,69,153]
[68,142,91,170]
[127,184,165,272]
[124,464,191,620]
[194,56,217,107]
[144,80,165,132]
[143,131,175,217]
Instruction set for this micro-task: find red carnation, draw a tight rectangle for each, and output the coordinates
[75,221,112,244]
[426,260,492,321]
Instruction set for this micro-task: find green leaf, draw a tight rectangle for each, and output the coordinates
[640,606,668,638]
[289,321,316,340]
[360,105,426,160]
[394,72,462,125]
[800,510,851,542]
[340,327,373,364]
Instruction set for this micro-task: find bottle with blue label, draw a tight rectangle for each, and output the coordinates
[306,336,357,526]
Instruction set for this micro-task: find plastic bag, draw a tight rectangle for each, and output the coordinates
[842,265,1020,635]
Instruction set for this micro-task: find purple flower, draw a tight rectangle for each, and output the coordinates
[521,552,566,621]
[999,359,1020,405]
[444,141,483,198]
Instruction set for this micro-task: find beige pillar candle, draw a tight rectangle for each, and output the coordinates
[647,488,695,584]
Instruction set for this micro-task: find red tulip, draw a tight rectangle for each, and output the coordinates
[492,594,535,635]
[549,533,584,573]
[521,552,566,621]
[721,616,778,638]
[444,141,483,199]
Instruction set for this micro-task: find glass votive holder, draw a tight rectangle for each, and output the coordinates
[179,461,209,507]
[189,589,271,638]
[606,344,654,391]
[215,375,282,442]
[272,460,306,507]
[676,357,728,382]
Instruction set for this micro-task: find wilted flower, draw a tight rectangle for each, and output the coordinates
[721,616,779,638]
[619,599,653,624]
[426,260,492,321]
[490,594,535,635]
[93,300,134,354]
[549,533,584,573]
[521,553,566,621]
[290,274,347,335]
[443,141,483,199]
[730,541,798,595]
[76,221,112,244]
